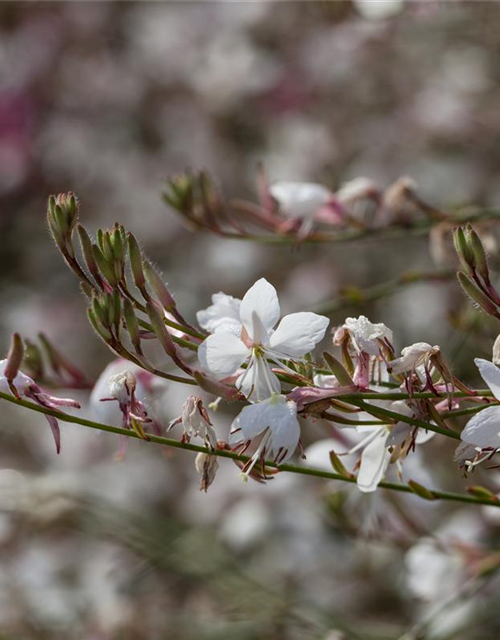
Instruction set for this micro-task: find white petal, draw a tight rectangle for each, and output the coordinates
[231,395,300,459]
[196,292,241,335]
[239,278,280,342]
[0,360,34,394]
[475,358,500,401]
[269,312,330,357]
[270,181,331,219]
[461,405,500,449]
[198,333,249,380]
[357,431,391,493]
[236,356,281,402]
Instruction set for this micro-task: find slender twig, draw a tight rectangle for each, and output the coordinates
[1,390,498,508]
[314,269,454,315]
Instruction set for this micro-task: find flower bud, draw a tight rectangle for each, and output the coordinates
[123,298,142,354]
[92,243,118,287]
[457,271,499,317]
[146,301,177,358]
[4,333,24,395]
[127,232,146,289]
[163,172,195,213]
[453,227,475,276]
[466,226,489,282]
[143,261,176,311]
[77,225,103,289]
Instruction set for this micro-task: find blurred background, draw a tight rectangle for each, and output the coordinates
[1,2,500,638]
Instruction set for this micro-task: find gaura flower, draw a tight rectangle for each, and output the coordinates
[196,292,242,336]
[0,359,80,454]
[459,359,500,468]
[338,315,393,356]
[198,278,330,402]
[229,393,301,478]
[195,452,219,492]
[347,400,434,493]
[168,396,217,449]
[269,181,333,220]
[387,342,440,375]
[90,359,162,458]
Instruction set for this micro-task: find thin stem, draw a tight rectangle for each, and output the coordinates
[210,209,500,246]
[0,390,498,508]
[314,269,453,315]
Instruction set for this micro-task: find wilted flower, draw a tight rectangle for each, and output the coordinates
[337,316,393,357]
[0,359,80,454]
[198,278,329,402]
[195,452,219,492]
[169,396,217,449]
[387,342,440,375]
[229,393,301,478]
[196,292,242,336]
[90,359,161,458]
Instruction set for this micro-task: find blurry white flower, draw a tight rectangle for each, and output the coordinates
[229,393,301,477]
[354,0,405,21]
[169,396,217,449]
[459,359,500,468]
[387,342,440,375]
[196,292,242,336]
[270,181,333,221]
[349,400,433,493]
[198,278,329,402]
[493,334,500,366]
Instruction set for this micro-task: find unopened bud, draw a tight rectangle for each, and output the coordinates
[5,333,24,392]
[123,299,142,354]
[77,225,103,288]
[457,271,499,317]
[163,172,195,213]
[453,227,475,276]
[92,243,118,287]
[146,301,177,358]
[408,480,437,501]
[127,232,146,289]
[143,261,176,311]
[195,452,219,492]
[467,226,489,282]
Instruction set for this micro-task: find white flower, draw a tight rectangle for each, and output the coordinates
[460,359,500,465]
[169,396,217,449]
[198,278,329,402]
[196,292,242,336]
[341,316,393,356]
[229,393,301,477]
[388,342,440,375]
[195,452,219,492]
[269,181,332,220]
[349,400,433,493]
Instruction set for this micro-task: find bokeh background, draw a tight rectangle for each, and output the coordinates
[2,2,500,638]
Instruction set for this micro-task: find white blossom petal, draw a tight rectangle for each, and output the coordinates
[198,333,249,380]
[231,395,300,460]
[239,278,280,342]
[269,312,330,357]
[461,405,500,449]
[196,292,242,336]
[236,355,281,402]
[270,181,332,219]
[475,358,500,402]
[0,359,34,394]
[357,430,391,492]
[344,316,393,355]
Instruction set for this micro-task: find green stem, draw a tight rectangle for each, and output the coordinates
[0,390,497,508]
[314,269,453,315]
